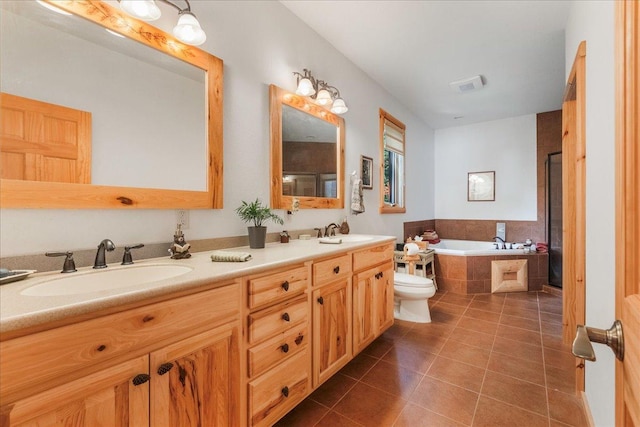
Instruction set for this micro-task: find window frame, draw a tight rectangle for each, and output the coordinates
[379,109,406,213]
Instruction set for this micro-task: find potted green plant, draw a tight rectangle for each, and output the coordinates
[235,198,284,248]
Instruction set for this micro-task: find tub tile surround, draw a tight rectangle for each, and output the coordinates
[276,291,587,427]
[433,252,548,295]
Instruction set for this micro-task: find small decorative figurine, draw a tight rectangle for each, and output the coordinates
[169,224,191,259]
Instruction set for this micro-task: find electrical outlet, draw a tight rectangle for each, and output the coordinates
[176,210,190,229]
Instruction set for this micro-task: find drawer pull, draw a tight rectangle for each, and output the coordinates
[295,334,304,345]
[281,281,290,291]
[281,386,289,398]
[157,362,174,376]
[317,296,324,305]
[282,312,290,322]
[333,266,340,274]
[281,343,289,353]
[132,374,151,386]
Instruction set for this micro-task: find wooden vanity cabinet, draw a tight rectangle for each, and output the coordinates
[312,254,353,387]
[352,244,395,354]
[0,283,241,427]
[244,263,312,427]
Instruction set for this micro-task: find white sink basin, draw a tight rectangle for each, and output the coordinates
[336,235,375,243]
[21,264,193,296]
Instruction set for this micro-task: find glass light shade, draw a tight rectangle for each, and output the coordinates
[315,89,333,106]
[119,0,161,21]
[296,78,316,96]
[173,12,207,46]
[330,98,348,114]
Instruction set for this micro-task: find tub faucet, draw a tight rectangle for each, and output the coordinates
[493,236,507,250]
[94,239,116,269]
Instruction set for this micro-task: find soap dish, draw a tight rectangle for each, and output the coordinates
[0,270,37,285]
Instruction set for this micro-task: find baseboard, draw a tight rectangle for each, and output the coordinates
[580,391,596,427]
[543,284,563,296]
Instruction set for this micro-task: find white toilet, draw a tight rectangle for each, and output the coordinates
[394,272,436,323]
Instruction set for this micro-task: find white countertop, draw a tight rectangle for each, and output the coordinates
[0,235,395,335]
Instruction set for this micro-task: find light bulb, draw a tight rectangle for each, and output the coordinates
[296,78,315,97]
[330,98,348,114]
[119,0,161,21]
[316,89,333,106]
[173,12,207,46]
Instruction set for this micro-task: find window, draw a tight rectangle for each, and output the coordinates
[379,109,406,213]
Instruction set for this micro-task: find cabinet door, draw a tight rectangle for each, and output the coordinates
[353,269,375,354]
[374,265,395,334]
[2,356,149,426]
[312,278,352,387]
[150,321,240,427]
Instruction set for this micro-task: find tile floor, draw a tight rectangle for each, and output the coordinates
[275,291,588,427]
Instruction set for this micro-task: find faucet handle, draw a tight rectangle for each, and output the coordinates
[46,251,77,273]
[122,244,144,265]
[314,228,323,238]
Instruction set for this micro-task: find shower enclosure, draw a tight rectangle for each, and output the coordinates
[546,152,563,288]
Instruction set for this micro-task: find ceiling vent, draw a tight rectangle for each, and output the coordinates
[449,75,484,93]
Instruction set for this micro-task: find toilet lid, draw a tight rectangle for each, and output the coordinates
[395,272,434,288]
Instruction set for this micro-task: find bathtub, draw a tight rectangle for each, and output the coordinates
[427,239,547,294]
[430,239,527,256]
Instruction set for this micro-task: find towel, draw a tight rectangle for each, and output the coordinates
[351,178,365,214]
[210,251,252,262]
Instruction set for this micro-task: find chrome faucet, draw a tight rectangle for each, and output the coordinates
[93,239,116,269]
[325,223,340,237]
[493,236,507,250]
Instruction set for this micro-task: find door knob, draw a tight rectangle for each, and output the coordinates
[572,320,624,362]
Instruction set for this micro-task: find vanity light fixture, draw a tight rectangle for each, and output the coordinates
[293,69,349,114]
[118,0,206,46]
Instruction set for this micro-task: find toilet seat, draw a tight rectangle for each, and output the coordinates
[395,272,434,289]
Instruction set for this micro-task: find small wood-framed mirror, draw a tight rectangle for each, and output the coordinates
[270,85,345,210]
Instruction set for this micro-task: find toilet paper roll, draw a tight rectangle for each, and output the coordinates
[404,243,419,256]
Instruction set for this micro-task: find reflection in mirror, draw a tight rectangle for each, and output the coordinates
[379,109,406,213]
[282,105,337,198]
[0,0,223,209]
[270,85,345,210]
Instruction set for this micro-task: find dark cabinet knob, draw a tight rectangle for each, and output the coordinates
[281,386,289,398]
[317,296,324,305]
[281,281,289,291]
[157,362,174,376]
[281,343,289,353]
[132,374,151,386]
[295,334,304,345]
[333,266,340,274]
[282,312,290,322]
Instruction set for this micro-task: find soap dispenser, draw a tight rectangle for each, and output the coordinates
[340,217,350,234]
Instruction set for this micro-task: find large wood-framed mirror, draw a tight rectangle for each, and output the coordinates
[269,85,344,210]
[0,0,223,209]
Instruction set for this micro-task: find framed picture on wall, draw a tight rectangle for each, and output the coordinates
[361,155,373,189]
[468,171,495,201]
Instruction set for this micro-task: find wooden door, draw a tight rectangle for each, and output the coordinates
[0,93,91,183]
[0,356,149,426]
[562,41,587,391]
[353,269,375,354]
[312,278,352,386]
[374,265,395,334]
[615,1,640,425]
[150,322,240,427]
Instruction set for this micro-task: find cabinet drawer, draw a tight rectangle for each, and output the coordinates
[313,253,351,286]
[0,283,240,402]
[249,349,310,427]
[248,295,308,345]
[248,324,308,378]
[353,243,394,272]
[248,265,308,309]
